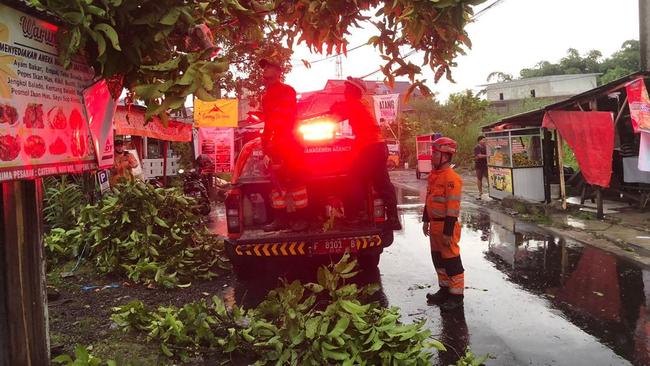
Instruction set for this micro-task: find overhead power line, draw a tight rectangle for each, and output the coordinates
[358,0,506,80]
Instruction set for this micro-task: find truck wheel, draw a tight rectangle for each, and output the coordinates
[358,252,381,269]
[416,169,421,180]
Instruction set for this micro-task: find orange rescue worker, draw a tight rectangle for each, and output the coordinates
[330,77,401,230]
[259,58,309,231]
[422,137,464,311]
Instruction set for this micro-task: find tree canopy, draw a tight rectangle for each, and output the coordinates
[517,40,640,84]
[28,0,485,118]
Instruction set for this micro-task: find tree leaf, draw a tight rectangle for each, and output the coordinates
[94,23,121,51]
[160,8,182,25]
[140,57,181,72]
[327,316,350,338]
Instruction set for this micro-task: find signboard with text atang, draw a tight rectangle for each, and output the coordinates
[0,4,97,182]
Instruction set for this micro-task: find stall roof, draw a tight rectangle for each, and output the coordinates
[482,71,650,132]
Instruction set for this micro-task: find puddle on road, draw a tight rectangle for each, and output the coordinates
[459,209,650,366]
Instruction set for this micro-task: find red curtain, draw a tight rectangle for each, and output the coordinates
[542,111,614,188]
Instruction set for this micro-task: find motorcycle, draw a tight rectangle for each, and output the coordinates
[177,168,212,217]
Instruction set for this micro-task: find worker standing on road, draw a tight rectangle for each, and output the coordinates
[259,59,309,232]
[474,136,488,200]
[422,137,464,311]
[330,76,401,230]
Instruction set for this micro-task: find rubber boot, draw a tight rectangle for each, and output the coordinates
[440,294,464,312]
[385,205,402,230]
[264,210,289,231]
[426,287,449,305]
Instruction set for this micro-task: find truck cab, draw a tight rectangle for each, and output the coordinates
[224,115,395,279]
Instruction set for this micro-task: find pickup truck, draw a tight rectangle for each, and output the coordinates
[224,115,396,279]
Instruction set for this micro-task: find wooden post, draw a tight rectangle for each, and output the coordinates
[596,187,604,219]
[0,180,49,366]
[163,141,169,186]
[556,132,567,210]
[542,128,552,203]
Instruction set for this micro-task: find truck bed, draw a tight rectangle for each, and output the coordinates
[238,225,381,243]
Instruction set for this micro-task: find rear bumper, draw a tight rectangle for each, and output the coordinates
[226,230,393,258]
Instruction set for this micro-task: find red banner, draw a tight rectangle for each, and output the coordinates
[114,106,192,142]
[543,111,614,188]
[625,77,650,133]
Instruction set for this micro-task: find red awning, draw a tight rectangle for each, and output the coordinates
[114,106,192,142]
[542,111,614,188]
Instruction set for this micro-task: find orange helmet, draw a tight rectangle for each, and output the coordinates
[432,137,457,154]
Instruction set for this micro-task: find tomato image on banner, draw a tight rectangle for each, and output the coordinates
[47,107,67,129]
[0,134,20,161]
[24,103,45,128]
[49,137,66,155]
[69,109,84,130]
[0,104,18,126]
[24,135,46,159]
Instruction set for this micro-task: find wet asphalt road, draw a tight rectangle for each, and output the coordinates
[218,183,650,365]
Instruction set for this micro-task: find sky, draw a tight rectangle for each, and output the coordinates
[284,0,640,101]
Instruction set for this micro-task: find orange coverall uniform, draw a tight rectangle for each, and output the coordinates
[261,81,307,211]
[423,167,464,295]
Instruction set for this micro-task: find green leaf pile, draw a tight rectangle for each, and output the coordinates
[50,181,229,288]
[112,254,445,364]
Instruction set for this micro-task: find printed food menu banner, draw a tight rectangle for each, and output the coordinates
[0,4,96,182]
[625,77,650,133]
[194,127,234,173]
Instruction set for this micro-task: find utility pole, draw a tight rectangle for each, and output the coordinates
[641,0,650,70]
[335,55,343,80]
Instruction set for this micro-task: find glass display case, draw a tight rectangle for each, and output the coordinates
[486,128,545,202]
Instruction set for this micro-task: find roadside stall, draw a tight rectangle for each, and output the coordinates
[483,71,650,217]
[415,133,442,179]
[482,108,563,204]
[113,105,192,182]
[484,126,546,201]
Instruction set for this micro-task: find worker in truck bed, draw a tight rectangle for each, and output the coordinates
[259,58,309,232]
[329,76,402,230]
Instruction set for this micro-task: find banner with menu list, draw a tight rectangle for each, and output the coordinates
[0,3,97,182]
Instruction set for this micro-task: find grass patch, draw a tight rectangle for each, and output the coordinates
[92,333,162,366]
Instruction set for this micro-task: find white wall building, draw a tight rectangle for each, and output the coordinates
[483,74,600,114]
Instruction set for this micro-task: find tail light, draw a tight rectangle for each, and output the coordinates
[373,198,386,223]
[225,188,242,239]
[298,118,337,141]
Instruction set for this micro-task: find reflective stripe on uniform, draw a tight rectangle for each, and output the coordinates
[291,186,308,209]
[446,209,460,216]
[428,209,447,217]
[431,196,461,203]
[449,273,464,294]
[271,189,287,209]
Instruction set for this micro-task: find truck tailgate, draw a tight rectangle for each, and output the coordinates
[227,227,386,257]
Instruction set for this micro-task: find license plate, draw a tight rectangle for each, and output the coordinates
[312,238,358,255]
